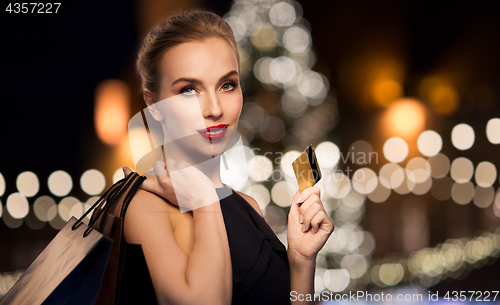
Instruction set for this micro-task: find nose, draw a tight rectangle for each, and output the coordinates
[202,92,223,120]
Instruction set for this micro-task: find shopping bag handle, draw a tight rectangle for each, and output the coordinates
[72,172,145,237]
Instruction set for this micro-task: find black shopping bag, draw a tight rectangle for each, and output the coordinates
[0,216,113,305]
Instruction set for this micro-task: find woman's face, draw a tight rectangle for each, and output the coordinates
[146,37,243,162]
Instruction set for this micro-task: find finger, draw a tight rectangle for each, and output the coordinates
[153,160,168,176]
[294,186,321,204]
[309,211,326,234]
[301,200,321,233]
[299,194,320,217]
[122,166,133,177]
[137,175,159,194]
[176,159,191,170]
[310,211,334,234]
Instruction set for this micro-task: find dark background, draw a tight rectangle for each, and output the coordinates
[1,0,500,293]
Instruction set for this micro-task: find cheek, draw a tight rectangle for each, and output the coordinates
[224,96,243,122]
[161,101,204,134]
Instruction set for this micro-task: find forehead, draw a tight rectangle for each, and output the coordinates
[159,37,238,83]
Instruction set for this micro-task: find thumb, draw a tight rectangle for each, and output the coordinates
[123,166,133,177]
[136,175,157,194]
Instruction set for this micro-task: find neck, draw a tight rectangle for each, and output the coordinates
[162,139,224,188]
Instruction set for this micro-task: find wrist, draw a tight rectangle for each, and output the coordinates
[287,248,317,270]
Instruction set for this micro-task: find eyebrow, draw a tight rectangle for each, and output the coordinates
[171,70,239,87]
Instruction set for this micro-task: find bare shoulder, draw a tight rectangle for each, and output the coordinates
[232,189,264,218]
[123,188,177,244]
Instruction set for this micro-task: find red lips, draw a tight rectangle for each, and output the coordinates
[197,124,229,141]
[197,124,228,133]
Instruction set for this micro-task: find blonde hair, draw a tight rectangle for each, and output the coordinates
[136,9,240,101]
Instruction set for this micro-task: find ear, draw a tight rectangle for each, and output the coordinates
[143,89,164,122]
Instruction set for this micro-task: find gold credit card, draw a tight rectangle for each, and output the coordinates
[292,144,322,192]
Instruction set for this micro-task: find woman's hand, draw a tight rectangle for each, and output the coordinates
[287,186,334,264]
[123,159,219,212]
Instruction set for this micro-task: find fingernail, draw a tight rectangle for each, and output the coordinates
[302,223,305,232]
[296,196,302,203]
[312,228,316,235]
[299,214,303,224]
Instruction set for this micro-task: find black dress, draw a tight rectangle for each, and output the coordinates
[117,184,291,305]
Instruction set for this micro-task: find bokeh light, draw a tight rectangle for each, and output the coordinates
[6,193,29,219]
[248,184,271,212]
[451,182,475,205]
[269,2,296,26]
[428,84,459,115]
[271,181,295,208]
[281,89,308,118]
[348,140,375,166]
[283,26,310,53]
[393,174,415,195]
[94,79,130,145]
[297,70,328,100]
[248,155,273,182]
[16,171,39,198]
[352,168,378,194]
[450,157,474,183]
[411,176,433,195]
[340,255,368,279]
[342,189,366,211]
[315,141,340,169]
[250,23,277,52]
[281,150,301,180]
[0,172,5,197]
[406,157,431,184]
[428,153,450,178]
[270,56,298,84]
[383,99,426,138]
[58,197,83,222]
[48,170,73,197]
[367,179,391,203]
[495,191,500,217]
[326,172,351,199]
[33,196,57,222]
[379,263,404,286]
[451,123,475,150]
[372,78,403,107]
[417,130,442,157]
[486,118,500,144]
[383,137,409,163]
[80,169,106,196]
[379,163,405,189]
[323,269,350,292]
[473,186,494,208]
[474,161,497,187]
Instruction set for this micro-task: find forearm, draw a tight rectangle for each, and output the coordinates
[184,202,232,304]
[289,251,316,305]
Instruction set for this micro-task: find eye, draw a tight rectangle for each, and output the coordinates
[221,82,238,91]
[180,87,196,96]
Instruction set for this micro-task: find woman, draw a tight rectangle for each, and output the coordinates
[121,9,334,305]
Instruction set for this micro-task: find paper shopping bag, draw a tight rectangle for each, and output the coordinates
[0,216,113,305]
